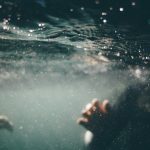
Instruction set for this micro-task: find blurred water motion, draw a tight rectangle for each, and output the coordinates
[0,0,150,150]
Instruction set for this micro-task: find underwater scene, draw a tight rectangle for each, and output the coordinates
[0,0,150,150]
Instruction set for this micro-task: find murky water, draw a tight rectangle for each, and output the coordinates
[0,0,150,150]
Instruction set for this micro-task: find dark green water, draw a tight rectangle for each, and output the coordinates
[0,0,150,150]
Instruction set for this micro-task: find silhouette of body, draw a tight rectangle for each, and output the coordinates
[78,82,150,150]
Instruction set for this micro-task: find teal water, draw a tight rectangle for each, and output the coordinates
[0,1,150,150]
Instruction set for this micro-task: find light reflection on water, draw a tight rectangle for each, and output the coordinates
[0,1,150,149]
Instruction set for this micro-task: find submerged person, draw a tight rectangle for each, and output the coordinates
[0,115,13,132]
[77,82,150,150]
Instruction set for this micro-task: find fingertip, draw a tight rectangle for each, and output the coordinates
[0,115,8,122]
[91,98,99,105]
[103,99,109,106]
[82,109,87,115]
[92,99,100,110]
[77,118,82,124]
[85,103,92,110]
[102,99,111,113]
[77,118,88,125]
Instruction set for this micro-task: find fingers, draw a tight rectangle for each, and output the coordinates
[82,103,93,117]
[82,103,92,116]
[99,99,111,114]
[81,99,110,118]
[77,118,89,129]
[0,116,9,122]
[103,99,111,112]
[77,117,88,125]
[77,99,111,130]
[0,115,13,132]
[82,99,100,117]
[91,99,100,112]
[77,99,99,129]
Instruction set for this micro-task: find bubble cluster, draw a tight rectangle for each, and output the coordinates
[131,2,136,6]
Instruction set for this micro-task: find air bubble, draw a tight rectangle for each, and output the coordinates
[3,26,10,31]
[102,12,107,16]
[29,29,34,33]
[116,52,120,57]
[119,8,124,12]
[110,7,113,10]
[28,34,31,37]
[95,0,100,4]
[19,126,23,130]
[103,19,107,23]
[81,7,84,11]
[38,23,45,27]
[131,2,136,6]
[70,8,74,12]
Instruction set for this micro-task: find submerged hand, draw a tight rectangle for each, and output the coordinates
[77,99,111,133]
[0,116,13,132]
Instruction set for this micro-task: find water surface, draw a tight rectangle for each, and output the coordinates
[0,0,150,150]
